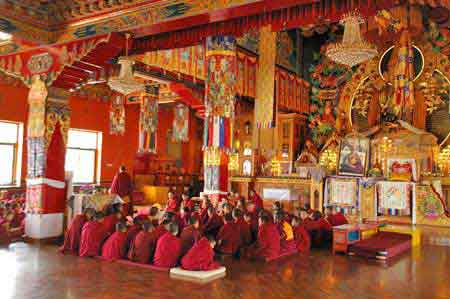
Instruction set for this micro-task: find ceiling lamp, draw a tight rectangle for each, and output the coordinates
[108,34,144,95]
[326,11,378,68]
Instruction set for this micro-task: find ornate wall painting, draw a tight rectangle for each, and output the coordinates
[139,88,159,153]
[110,94,126,136]
[326,177,359,207]
[237,28,260,54]
[276,30,299,74]
[172,104,189,143]
[338,137,370,177]
[377,181,412,216]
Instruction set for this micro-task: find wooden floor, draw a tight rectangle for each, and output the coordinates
[1,242,449,299]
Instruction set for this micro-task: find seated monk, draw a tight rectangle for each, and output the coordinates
[148,206,160,227]
[274,212,296,252]
[125,217,142,251]
[243,212,257,244]
[216,213,240,256]
[128,221,156,264]
[233,209,252,247]
[292,216,311,254]
[181,193,195,211]
[181,234,221,271]
[179,207,191,231]
[235,198,247,213]
[306,211,332,248]
[101,222,128,260]
[166,191,179,212]
[103,203,123,235]
[60,208,95,255]
[153,222,182,268]
[326,206,348,227]
[79,212,109,257]
[245,214,280,260]
[180,216,201,257]
[203,207,223,237]
[249,189,263,211]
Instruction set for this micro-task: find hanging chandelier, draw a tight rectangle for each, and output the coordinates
[108,34,144,95]
[326,11,378,68]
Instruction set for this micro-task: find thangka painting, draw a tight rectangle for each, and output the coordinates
[338,137,370,176]
[110,94,126,135]
[326,177,358,207]
[172,104,189,142]
[377,181,412,216]
[276,30,299,74]
[139,93,158,153]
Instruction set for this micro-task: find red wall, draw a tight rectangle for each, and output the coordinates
[0,83,202,185]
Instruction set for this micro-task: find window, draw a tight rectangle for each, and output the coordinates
[65,129,102,184]
[0,121,23,186]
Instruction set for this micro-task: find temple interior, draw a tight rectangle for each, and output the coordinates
[0,1,449,299]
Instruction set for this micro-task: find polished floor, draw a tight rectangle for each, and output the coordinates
[1,242,449,299]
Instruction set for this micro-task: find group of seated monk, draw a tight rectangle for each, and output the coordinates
[60,191,348,270]
[0,200,26,245]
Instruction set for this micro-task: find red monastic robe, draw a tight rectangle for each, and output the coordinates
[182,199,195,210]
[111,172,133,198]
[126,224,141,250]
[252,222,280,260]
[166,198,179,212]
[59,214,87,255]
[180,225,201,256]
[181,237,221,271]
[79,221,109,257]
[127,230,157,264]
[153,232,182,268]
[327,213,348,227]
[276,221,296,252]
[237,218,252,246]
[250,192,263,210]
[216,222,241,255]
[101,231,128,260]
[203,213,223,236]
[293,225,311,254]
[103,215,119,235]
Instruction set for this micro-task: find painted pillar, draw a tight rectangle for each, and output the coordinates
[203,35,237,201]
[25,77,70,239]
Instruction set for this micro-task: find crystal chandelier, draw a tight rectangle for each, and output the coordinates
[108,34,144,95]
[326,11,378,68]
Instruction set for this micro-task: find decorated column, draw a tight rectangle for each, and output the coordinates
[203,36,236,200]
[26,78,70,239]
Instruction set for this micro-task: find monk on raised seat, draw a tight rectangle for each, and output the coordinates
[180,215,201,257]
[274,211,296,252]
[181,234,221,271]
[103,203,123,235]
[101,222,128,261]
[79,212,109,257]
[128,221,156,264]
[203,207,223,237]
[216,213,240,256]
[292,216,311,254]
[153,222,182,268]
[326,206,348,227]
[245,214,280,260]
[60,208,95,255]
[166,191,179,212]
[233,209,252,247]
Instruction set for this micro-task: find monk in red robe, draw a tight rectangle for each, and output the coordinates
[246,214,280,260]
[60,208,95,255]
[110,166,133,215]
[203,207,223,237]
[274,212,296,252]
[103,203,123,235]
[79,212,109,257]
[128,221,156,263]
[180,216,201,256]
[249,190,263,211]
[153,222,182,268]
[179,207,191,231]
[216,213,240,255]
[292,217,310,254]
[181,235,221,271]
[181,193,195,210]
[166,191,179,213]
[148,206,160,227]
[126,217,142,251]
[233,209,252,247]
[101,222,128,260]
[326,206,348,227]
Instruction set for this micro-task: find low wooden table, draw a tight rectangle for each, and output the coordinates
[332,224,379,254]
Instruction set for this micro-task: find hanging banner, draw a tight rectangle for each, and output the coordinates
[110,94,126,136]
[172,103,189,143]
[139,85,159,153]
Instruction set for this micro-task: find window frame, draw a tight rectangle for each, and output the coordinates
[0,120,23,187]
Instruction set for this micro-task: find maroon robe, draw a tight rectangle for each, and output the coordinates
[250,192,263,210]
[251,222,280,260]
[103,215,119,235]
[180,225,201,256]
[293,225,311,254]
[182,199,195,210]
[203,213,223,236]
[181,237,221,271]
[110,172,133,198]
[101,231,128,260]
[327,213,348,227]
[276,221,296,252]
[79,221,108,257]
[166,199,179,212]
[237,218,252,246]
[216,222,241,255]
[59,214,87,255]
[126,224,141,250]
[127,230,158,263]
[153,232,182,268]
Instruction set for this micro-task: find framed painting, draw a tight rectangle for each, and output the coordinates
[338,137,370,176]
